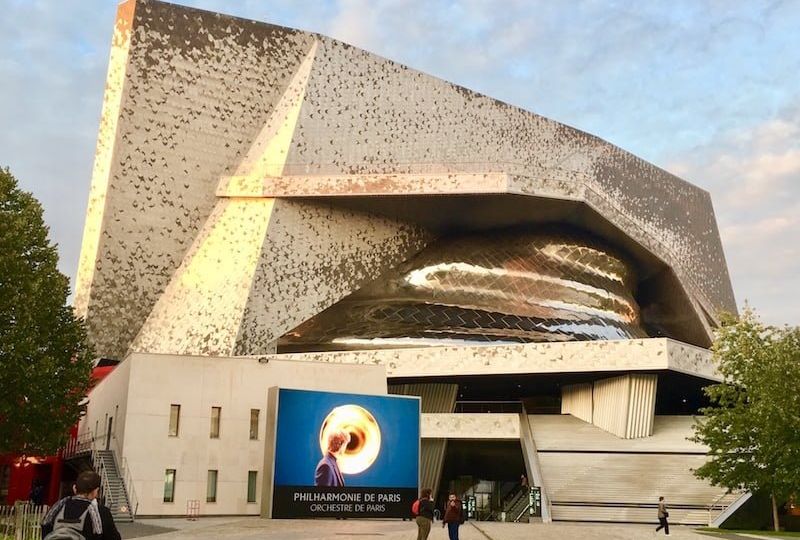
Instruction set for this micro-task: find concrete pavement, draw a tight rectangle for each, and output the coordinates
[121,517,719,539]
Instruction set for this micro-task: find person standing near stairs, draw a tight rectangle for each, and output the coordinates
[655,495,670,536]
[41,471,121,540]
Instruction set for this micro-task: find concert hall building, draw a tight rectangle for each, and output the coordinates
[73,0,745,525]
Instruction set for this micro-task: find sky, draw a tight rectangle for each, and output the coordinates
[1,0,798,325]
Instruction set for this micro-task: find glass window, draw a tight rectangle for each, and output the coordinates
[249,409,260,440]
[247,471,257,503]
[210,407,221,438]
[169,404,180,437]
[164,469,176,503]
[206,470,218,503]
[0,464,11,500]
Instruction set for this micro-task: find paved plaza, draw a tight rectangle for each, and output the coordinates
[115,517,784,540]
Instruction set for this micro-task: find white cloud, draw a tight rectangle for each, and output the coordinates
[2,0,799,327]
[666,104,800,325]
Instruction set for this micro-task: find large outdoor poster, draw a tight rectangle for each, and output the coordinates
[271,388,420,519]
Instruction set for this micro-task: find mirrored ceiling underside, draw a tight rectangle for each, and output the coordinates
[279,228,648,352]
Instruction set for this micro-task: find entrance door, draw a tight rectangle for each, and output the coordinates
[105,417,113,450]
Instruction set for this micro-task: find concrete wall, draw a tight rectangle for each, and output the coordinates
[389,383,457,501]
[81,359,132,455]
[560,383,592,424]
[82,353,387,516]
[277,338,719,381]
[420,413,519,439]
[569,374,658,439]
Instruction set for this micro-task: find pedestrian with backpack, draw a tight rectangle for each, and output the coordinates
[41,471,121,540]
[412,487,435,540]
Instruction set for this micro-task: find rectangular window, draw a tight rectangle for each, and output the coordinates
[206,470,218,503]
[210,407,221,438]
[168,404,180,437]
[163,469,176,503]
[0,464,11,500]
[249,409,260,440]
[247,471,257,503]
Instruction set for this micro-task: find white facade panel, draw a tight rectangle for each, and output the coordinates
[80,353,387,516]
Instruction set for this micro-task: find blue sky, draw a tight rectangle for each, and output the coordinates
[1,0,798,324]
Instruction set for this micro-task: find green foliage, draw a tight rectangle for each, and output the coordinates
[0,167,93,455]
[692,308,800,521]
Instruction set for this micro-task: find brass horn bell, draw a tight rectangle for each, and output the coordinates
[319,404,381,475]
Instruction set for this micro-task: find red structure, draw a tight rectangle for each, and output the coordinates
[0,360,118,505]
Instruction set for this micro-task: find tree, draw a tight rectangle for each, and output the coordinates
[692,308,800,531]
[0,167,94,455]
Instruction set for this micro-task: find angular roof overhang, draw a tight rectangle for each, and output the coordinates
[74,0,736,359]
[259,337,720,382]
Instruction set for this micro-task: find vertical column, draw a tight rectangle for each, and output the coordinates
[260,386,280,518]
[561,374,658,439]
[625,374,657,438]
[560,383,593,423]
[390,383,458,499]
[591,375,631,437]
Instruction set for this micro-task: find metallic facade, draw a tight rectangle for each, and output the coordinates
[73,1,741,525]
[75,0,735,360]
[280,229,647,351]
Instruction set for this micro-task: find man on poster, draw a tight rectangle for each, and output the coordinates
[315,429,350,487]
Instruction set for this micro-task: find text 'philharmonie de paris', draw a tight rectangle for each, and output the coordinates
[73,0,743,525]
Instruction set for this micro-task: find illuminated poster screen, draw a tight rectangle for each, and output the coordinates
[271,388,420,519]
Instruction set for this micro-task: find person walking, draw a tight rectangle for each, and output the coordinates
[656,495,670,535]
[414,488,435,540]
[442,492,465,540]
[41,471,121,540]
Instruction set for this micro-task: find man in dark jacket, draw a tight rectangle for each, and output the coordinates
[442,492,465,540]
[41,471,121,540]
[314,429,350,487]
[656,495,670,535]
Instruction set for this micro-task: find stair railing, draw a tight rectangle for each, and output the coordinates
[122,457,138,519]
[90,433,115,511]
[707,492,729,525]
[63,429,94,459]
[109,433,138,520]
[708,491,751,527]
[513,503,531,522]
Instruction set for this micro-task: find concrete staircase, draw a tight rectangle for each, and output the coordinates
[95,450,134,523]
[505,489,531,522]
[527,414,741,525]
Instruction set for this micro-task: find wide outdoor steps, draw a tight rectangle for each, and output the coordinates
[95,450,133,523]
[528,414,738,525]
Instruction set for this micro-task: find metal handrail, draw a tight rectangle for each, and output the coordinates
[63,430,94,459]
[107,432,138,519]
[514,503,530,522]
[707,491,735,526]
[90,434,115,511]
[122,457,139,518]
